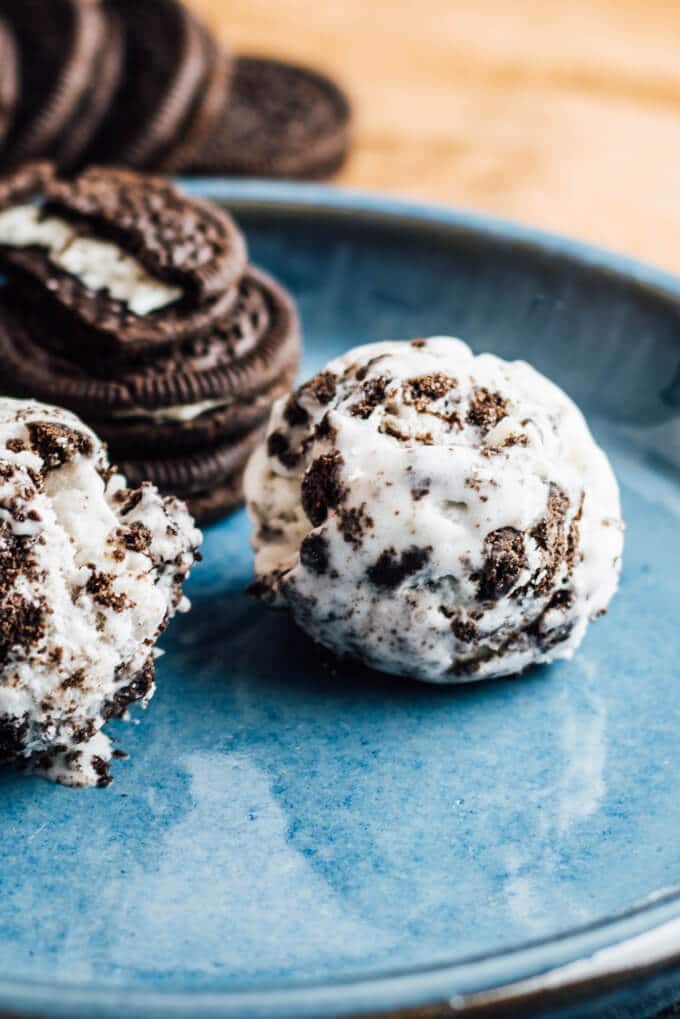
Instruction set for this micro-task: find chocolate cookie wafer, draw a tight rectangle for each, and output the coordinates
[95,270,301,418]
[0,0,105,167]
[0,166,301,524]
[189,56,352,180]
[0,296,277,523]
[0,20,17,151]
[0,268,299,448]
[117,425,264,506]
[0,165,247,352]
[152,22,232,175]
[96,377,296,456]
[92,269,300,454]
[0,294,293,522]
[83,0,217,171]
[52,9,124,172]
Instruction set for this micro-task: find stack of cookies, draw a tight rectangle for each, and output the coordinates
[0,0,352,180]
[0,164,300,523]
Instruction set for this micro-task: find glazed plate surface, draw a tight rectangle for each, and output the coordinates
[1,182,680,1019]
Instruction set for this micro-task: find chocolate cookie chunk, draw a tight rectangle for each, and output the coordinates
[0,165,247,351]
[189,56,352,180]
[0,20,17,151]
[0,0,106,167]
[83,0,213,170]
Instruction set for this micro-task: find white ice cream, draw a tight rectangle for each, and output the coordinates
[245,337,624,683]
[0,399,202,786]
[0,204,183,316]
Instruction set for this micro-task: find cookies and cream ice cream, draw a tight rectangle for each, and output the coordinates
[245,337,624,683]
[0,398,201,786]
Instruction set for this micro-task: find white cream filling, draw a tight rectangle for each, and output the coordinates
[113,397,234,424]
[0,204,183,316]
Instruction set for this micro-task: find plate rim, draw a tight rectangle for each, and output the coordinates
[3,177,680,1018]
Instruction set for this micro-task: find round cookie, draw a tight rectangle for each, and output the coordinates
[153,24,233,174]
[40,167,247,304]
[0,268,300,432]
[95,373,297,456]
[117,426,264,524]
[0,166,248,352]
[0,0,105,167]
[83,0,212,170]
[0,302,137,413]
[189,56,352,180]
[0,19,17,152]
[117,426,262,497]
[97,269,301,414]
[52,9,125,172]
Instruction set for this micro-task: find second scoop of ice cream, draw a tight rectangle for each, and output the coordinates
[245,337,624,682]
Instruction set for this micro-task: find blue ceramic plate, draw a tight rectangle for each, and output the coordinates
[1,181,680,1019]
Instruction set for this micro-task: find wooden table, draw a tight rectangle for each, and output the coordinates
[189,0,680,274]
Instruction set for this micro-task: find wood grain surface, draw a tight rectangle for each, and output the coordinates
[188,0,680,273]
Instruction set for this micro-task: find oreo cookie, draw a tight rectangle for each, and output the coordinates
[0,285,297,522]
[0,165,247,352]
[0,0,105,167]
[83,0,215,171]
[189,56,352,180]
[120,427,264,525]
[0,268,298,419]
[0,166,301,524]
[95,374,296,456]
[117,425,264,499]
[52,9,124,172]
[93,271,300,451]
[98,269,301,415]
[37,167,246,302]
[153,23,232,174]
[0,19,17,151]
[0,2,354,181]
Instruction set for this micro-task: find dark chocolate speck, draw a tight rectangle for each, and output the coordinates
[367,545,431,589]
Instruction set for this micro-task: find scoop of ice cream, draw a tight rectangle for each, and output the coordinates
[245,337,624,683]
[0,398,202,786]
